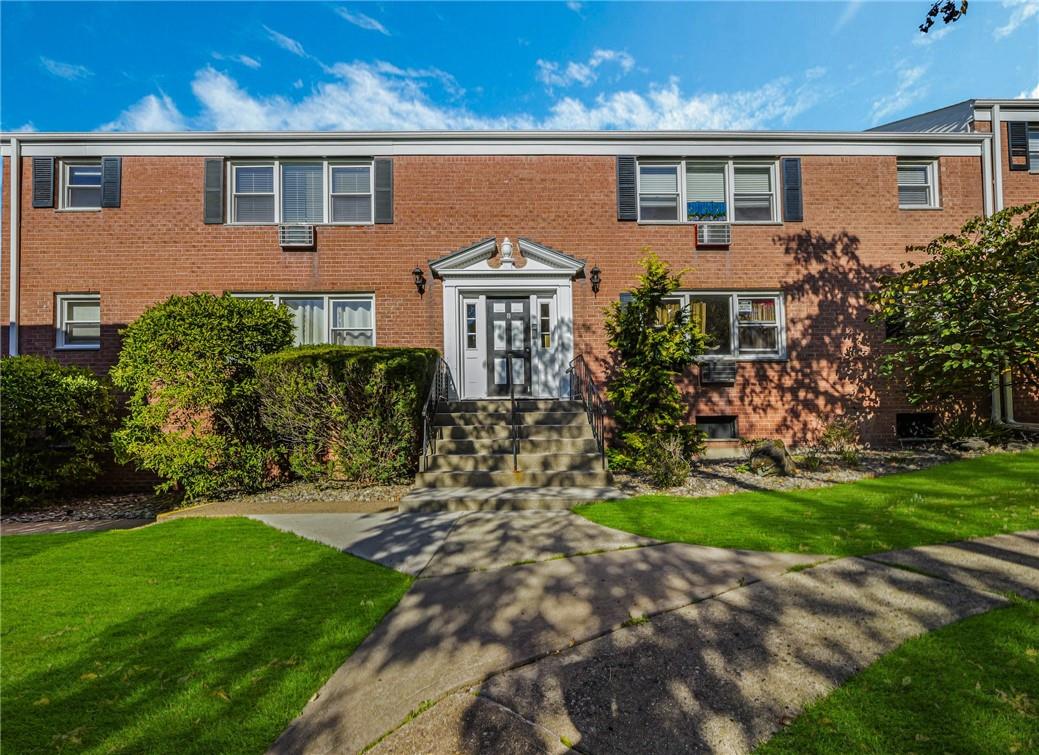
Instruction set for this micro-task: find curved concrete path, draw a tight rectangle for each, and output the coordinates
[257,512,1037,755]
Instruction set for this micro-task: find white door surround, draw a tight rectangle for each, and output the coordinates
[430,237,585,399]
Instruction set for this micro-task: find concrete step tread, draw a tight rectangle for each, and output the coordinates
[399,486,627,512]
[414,470,613,488]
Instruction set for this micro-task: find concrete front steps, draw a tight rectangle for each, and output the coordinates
[401,398,624,512]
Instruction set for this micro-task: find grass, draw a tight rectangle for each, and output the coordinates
[576,450,1039,556]
[758,600,1039,754]
[1,517,412,754]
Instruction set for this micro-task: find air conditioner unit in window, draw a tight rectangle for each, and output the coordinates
[696,223,731,248]
[700,360,737,385]
[279,224,315,249]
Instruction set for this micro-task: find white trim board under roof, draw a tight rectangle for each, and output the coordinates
[1,128,990,159]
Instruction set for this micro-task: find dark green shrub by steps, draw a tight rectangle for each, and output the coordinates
[1,355,115,506]
[256,346,438,484]
[110,293,294,499]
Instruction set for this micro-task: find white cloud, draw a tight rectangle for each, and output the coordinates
[1018,82,1039,98]
[870,64,929,123]
[334,7,390,35]
[995,0,1039,38]
[100,93,186,131]
[213,52,262,69]
[805,66,827,80]
[102,62,827,133]
[40,56,92,81]
[293,78,304,89]
[12,122,37,132]
[912,25,955,46]
[834,0,863,32]
[263,25,306,56]
[536,49,636,89]
[566,1,583,13]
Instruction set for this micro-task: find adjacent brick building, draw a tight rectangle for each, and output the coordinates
[2,97,1035,464]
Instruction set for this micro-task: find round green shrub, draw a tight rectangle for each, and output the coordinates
[110,293,294,498]
[1,355,115,507]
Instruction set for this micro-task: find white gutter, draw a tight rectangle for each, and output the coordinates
[992,104,1004,212]
[7,137,18,356]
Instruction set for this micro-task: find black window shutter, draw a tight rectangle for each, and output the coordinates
[1007,122,1029,171]
[203,158,224,224]
[32,157,54,208]
[781,157,803,222]
[101,157,121,208]
[616,156,637,221]
[374,158,394,224]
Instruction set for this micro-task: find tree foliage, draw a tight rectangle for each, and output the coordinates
[1,356,115,506]
[110,293,294,498]
[919,0,967,34]
[604,252,709,472]
[870,203,1039,404]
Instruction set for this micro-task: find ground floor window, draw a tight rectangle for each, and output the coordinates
[55,293,101,349]
[652,291,786,359]
[233,293,375,346]
[896,412,937,439]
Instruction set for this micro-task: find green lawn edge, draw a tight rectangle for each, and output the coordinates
[757,599,1039,754]
[576,450,1039,556]
[1,517,412,754]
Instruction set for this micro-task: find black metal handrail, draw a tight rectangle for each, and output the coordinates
[567,354,608,469]
[420,357,451,472]
[506,350,521,472]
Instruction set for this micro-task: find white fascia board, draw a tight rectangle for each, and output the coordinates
[1,130,990,158]
[973,107,1039,122]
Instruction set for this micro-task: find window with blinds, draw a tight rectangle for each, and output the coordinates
[1029,125,1039,173]
[56,293,101,349]
[638,164,681,220]
[896,159,938,208]
[733,165,775,222]
[686,162,727,221]
[233,164,276,223]
[330,165,373,223]
[281,163,324,223]
[637,159,779,223]
[230,293,375,346]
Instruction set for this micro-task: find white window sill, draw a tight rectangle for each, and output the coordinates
[898,205,943,211]
[225,222,374,227]
[57,208,102,213]
[696,354,787,363]
[637,220,782,226]
[56,344,101,351]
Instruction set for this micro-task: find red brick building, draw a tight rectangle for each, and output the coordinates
[2,98,1036,454]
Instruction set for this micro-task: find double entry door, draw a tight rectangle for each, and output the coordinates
[487,298,532,396]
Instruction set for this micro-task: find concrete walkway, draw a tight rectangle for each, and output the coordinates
[259,513,1039,755]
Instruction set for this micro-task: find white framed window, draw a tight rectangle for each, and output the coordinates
[329,163,374,224]
[232,163,276,223]
[232,293,375,347]
[55,293,101,350]
[637,159,779,224]
[635,290,786,359]
[228,160,374,225]
[61,160,103,210]
[896,159,940,209]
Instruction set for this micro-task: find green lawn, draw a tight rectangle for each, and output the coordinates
[758,600,1039,754]
[577,450,1039,555]
[1,518,411,754]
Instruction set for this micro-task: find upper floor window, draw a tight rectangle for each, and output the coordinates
[233,293,375,346]
[897,159,939,209]
[229,160,374,225]
[56,293,101,350]
[638,159,779,224]
[1029,124,1039,174]
[61,161,102,210]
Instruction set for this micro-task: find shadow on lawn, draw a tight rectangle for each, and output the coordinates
[3,548,403,755]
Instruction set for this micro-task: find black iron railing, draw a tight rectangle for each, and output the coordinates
[567,355,607,469]
[506,350,522,472]
[420,357,451,472]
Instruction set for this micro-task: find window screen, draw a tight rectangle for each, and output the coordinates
[696,416,738,440]
[281,163,324,223]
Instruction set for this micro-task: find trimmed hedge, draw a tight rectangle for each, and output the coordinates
[1,356,115,506]
[256,346,439,484]
[110,293,295,499]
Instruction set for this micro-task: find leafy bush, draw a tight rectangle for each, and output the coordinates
[110,293,294,499]
[937,414,1013,443]
[604,252,708,472]
[256,346,439,484]
[818,419,859,454]
[1,356,114,506]
[643,434,692,488]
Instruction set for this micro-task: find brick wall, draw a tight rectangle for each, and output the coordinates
[2,151,989,452]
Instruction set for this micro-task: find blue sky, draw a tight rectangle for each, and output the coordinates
[1,1,1037,133]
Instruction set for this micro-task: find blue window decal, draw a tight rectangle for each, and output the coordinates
[687,201,727,222]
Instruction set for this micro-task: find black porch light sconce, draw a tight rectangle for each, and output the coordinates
[412,266,427,296]
[589,266,602,295]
